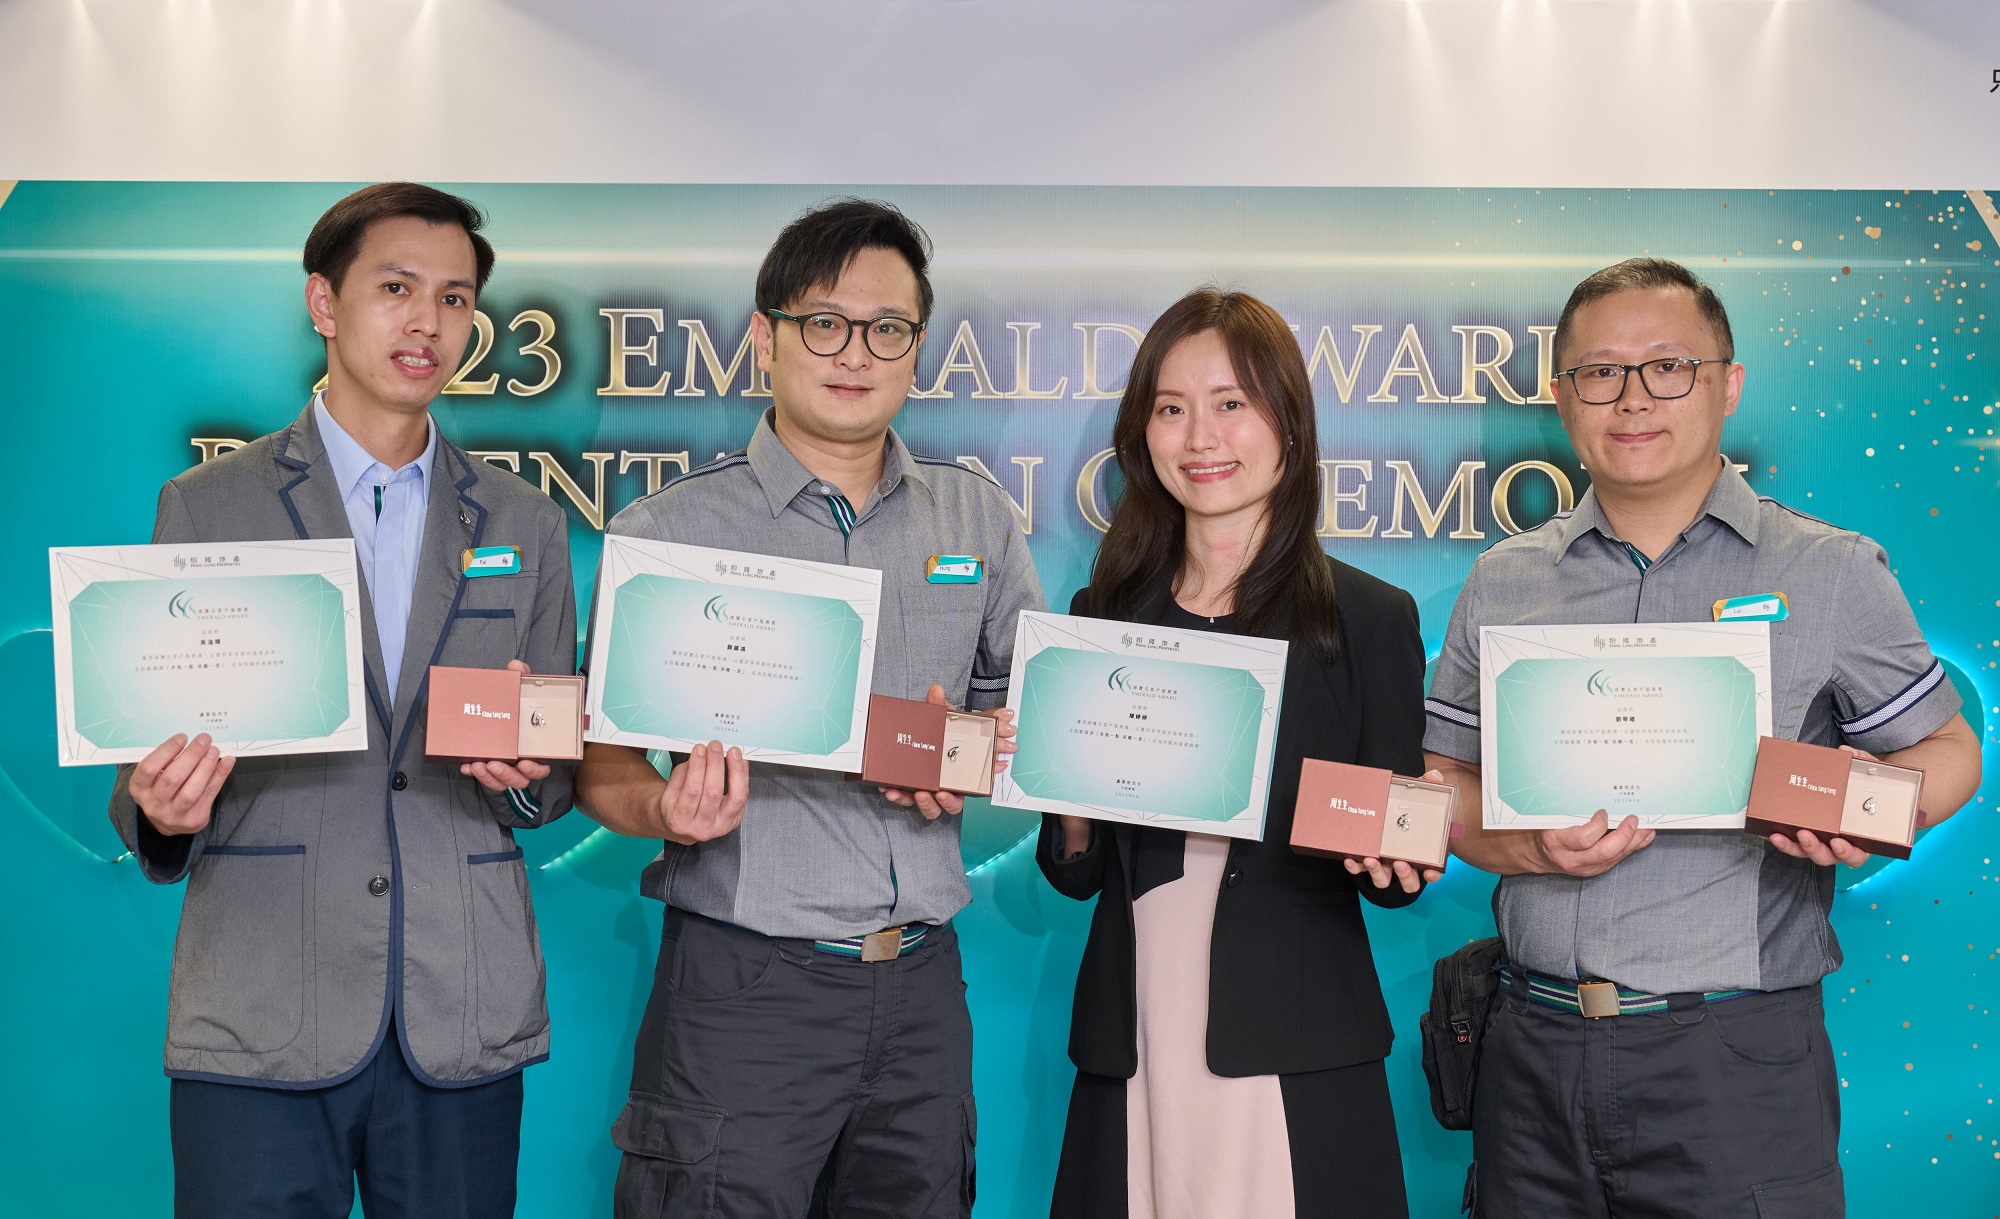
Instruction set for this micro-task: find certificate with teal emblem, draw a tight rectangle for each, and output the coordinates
[50,540,368,765]
[1479,621,1773,830]
[990,611,1288,840]
[583,535,881,771]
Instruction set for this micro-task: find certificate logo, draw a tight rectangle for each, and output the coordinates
[704,596,730,622]
[1587,670,1614,697]
[713,560,779,581]
[1108,665,1134,692]
[1582,669,1664,699]
[165,589,249,621]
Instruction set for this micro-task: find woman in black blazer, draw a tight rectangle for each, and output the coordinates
[1038,288,1436,1219]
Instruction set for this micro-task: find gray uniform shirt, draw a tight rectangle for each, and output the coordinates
[1425,462,1960,994]
[599,410,1047,939]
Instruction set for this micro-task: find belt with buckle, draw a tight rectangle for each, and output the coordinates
[1502,970,1755,1018]
[812,924,929,963]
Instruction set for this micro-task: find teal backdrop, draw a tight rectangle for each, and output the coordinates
[1,182,1995,1217]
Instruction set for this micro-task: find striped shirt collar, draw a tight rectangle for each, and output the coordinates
[1554,456,1761,565]
[743,406,931,523]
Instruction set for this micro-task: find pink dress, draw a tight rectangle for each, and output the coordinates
[1125,833,1297,1219]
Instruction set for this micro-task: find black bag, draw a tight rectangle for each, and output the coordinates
[1419,936,1506,1131]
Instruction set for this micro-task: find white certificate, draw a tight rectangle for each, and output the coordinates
[50,540,369,766]
[1479,621,1773,830]
[583,535,882,771]
[991,611,1289,840]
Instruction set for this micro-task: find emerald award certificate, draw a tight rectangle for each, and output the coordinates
[583,535,881,771]
[990,611,1288,840]
[1479,621,1773,830]
[50,540,368,766]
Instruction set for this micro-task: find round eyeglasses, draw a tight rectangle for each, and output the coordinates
[1556,357,1728,405]
[766,309,924,361]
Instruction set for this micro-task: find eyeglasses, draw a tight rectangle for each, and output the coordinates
[1556,357,1728,405]
[766,309,924,361]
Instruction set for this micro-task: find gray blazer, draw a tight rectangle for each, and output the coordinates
[108,403,577,1088]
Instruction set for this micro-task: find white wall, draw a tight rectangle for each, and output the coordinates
[1,0,1997,188]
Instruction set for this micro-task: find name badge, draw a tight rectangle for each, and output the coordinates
[926,555,984,584]
[1713,592,1788,623]
[462,545,522,577]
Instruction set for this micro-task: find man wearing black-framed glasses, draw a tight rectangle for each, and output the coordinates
[1421,258,1980,1216]
[578,198,1045,1217]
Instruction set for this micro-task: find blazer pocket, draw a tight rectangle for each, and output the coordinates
[167,846,308,1055]
[466,851,548,1050]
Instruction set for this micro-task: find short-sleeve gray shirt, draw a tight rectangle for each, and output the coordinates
[1425,461,1960,994]
[599,410,1047,940]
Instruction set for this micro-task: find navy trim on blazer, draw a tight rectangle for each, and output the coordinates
[466,848,524,865]
[363,667,392,738]
[201,844,308,857]
[453,608,515,619]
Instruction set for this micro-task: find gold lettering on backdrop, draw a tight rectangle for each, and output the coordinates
[1075,448,1118,532]
[1451,326,1526,405]
[597,309,671,396]
[1316,460,1378,538]
[1380,460,1486,539]
[469,451,522,472]
[1528,326,1559,404]
[1005,323,1068,399]
[1306,325,1383,404]
[1489,460,1575,535]
[620,451,691,496]
[1367,325,1451,404]
[913,321,1005,399]
[955,455,1043,534]
[507,310,561,397]
[532,451,615,529]
[675,320,769,397]
[441,310,499,395]
[191,438,248,462]
[1072,323,1145,399]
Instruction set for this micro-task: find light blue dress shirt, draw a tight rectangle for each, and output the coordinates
[314,395,436,705]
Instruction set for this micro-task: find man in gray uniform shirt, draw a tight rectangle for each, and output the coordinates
[1424,258,1982,1218]
[576,199,1045,1218]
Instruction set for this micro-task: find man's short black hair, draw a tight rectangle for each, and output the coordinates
[303,182,495,295]
[754,198,934,323]
[1554,256,1734,368]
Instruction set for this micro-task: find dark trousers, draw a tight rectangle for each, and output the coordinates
[170,1032,525,1219]
[1470,983,1843,1219]
[612,909,976,1219]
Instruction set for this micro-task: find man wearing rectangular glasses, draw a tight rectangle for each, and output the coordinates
[575,198,1045,1218]
[1422,258,1981,1216]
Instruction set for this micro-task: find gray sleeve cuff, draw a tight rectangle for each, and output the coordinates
[1840,660,1964,755]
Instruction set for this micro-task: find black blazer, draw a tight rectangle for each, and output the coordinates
[1037,557,1427,1079]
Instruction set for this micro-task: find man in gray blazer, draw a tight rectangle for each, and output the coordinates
[107,182,577,1218]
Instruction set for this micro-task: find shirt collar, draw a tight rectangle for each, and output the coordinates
[1555,457,1760,563]
[313,392,437,503]
[744,407,930,520]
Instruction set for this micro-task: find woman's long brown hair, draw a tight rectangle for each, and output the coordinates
[1079,287,1341,659]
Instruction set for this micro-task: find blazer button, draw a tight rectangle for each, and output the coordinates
[368,875,390,896]
[392,771,408,791]
[1224,870,1242,888]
